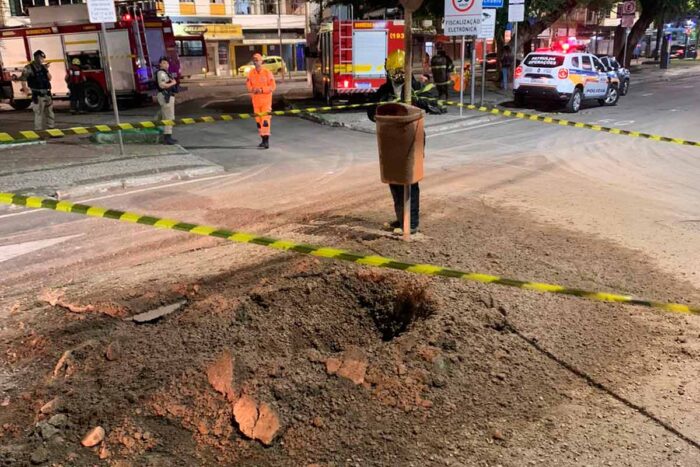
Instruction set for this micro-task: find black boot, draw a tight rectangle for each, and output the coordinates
[163,134,177,145]
[262,135,269,149]
[258,136,266,148]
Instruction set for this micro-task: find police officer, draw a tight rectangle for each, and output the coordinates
[155,56,178,145]
[17,50,55,131]
[66,57,86,114]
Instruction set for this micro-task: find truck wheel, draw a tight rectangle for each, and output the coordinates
[83,81,106,112]
[10,99,31,110]
[565,88,583,113]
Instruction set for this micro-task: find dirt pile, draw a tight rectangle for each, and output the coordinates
[1,199,699,465]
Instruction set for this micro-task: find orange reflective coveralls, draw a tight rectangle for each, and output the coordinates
[246,67,276,136]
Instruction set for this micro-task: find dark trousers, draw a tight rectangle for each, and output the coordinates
[69,84,84,113]
[436,84,449,100]
[389,183,419,229]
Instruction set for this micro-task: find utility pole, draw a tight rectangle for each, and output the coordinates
[400,0,423,105]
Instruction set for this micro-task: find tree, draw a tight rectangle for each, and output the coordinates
[615,0,697,67]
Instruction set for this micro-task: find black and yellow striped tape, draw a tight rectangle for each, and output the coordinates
[1,192,697,316]
[0,102,378,143]
[437,99,700,147]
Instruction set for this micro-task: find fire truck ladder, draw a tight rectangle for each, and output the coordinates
[337,6,353,75]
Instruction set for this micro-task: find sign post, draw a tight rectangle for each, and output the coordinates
[478,9,496,105]
[87,0,124,155]
[508,0,524,90]
[445,0,482,113]
[620,0,636,66]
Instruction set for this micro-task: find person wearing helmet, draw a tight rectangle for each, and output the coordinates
[367,50,444,121]
[246,52,276,149]
[155,56,179,145]
[16,50,55,131]
[65,57,86,114]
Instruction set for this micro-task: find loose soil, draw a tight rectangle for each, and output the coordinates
[1,195,699,466]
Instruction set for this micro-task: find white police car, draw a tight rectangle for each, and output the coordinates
[514,51,620,113]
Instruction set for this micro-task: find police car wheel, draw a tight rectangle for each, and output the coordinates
[513,93,525,107]
[565,88,582,113]
[620,79,629,96]
[601,85,619,107]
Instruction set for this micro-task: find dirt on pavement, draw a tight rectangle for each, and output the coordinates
[1,191,699,466]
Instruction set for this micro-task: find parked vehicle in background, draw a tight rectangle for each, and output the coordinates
[310,19,405,103]
[238,56,286,76]
[670,44,697,59]
[477,52,498,71]
[596,55,630,96]
[0,4,180,112]
[514,51,620,113]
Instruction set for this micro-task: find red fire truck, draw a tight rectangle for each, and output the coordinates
[311,19,405,103]
[0,4,180,112]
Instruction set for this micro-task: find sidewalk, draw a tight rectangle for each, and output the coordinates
[294,80,510,134]
[0,141,223,199]
[630,59,700,84]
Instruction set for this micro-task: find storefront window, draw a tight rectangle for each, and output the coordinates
[176,40,205,57]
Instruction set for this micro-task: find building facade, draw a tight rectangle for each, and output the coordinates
[1,0,308,77]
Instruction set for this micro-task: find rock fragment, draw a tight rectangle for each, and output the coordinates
[81,426,105,447]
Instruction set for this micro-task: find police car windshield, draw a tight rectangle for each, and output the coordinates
[524,54,565,68]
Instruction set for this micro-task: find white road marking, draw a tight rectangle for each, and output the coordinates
[0,234,83,263]
[0,172,237,221]
[426,118,517,139]
[641,93,654,97]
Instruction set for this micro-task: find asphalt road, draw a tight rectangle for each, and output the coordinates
[1,72,699,282]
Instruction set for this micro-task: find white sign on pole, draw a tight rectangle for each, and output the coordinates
[445,0,483,37]
[87,0,117,24]
[478,9,496,39]
[508,0,524,23]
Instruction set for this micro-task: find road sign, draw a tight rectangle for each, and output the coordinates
[86,0,116,24]
[508,0,524,23]
[483,0,503,8]
[478,9,496,39]
[622,0,636,15]
[444,0,483,36]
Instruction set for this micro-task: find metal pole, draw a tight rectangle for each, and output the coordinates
[403,9,413,105]
[100,22,124,155]
[470,39,476,104]
[402,184,410,241]
[623,27,629,67]
[480,39,486,105]
[513,22,518,91]
[459,35,465,116]
[277,0,286,80]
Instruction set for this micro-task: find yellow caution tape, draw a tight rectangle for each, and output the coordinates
[437,99,700,148]
[0,192,697,316]
[0,102,379,143]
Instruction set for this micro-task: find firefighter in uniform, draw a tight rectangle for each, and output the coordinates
[430,44,454,101]
[66,58,86,114]
[17,50,55,131]
[155,56,178,145]
[246,53,276,149]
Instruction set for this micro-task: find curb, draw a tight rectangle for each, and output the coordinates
[55,164,225,199]
[0,140,47,150]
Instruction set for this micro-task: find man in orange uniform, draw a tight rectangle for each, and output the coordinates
[246,53,276,149]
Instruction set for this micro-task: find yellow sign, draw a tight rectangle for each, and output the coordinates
[173,23,243,40]
[26,28,53,36]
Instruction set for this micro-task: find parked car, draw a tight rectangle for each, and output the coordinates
[476,52,499,70]
[238,56,287,76]
[596,55,631,96]
[670,44,697,59]
[514,51,620,113]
